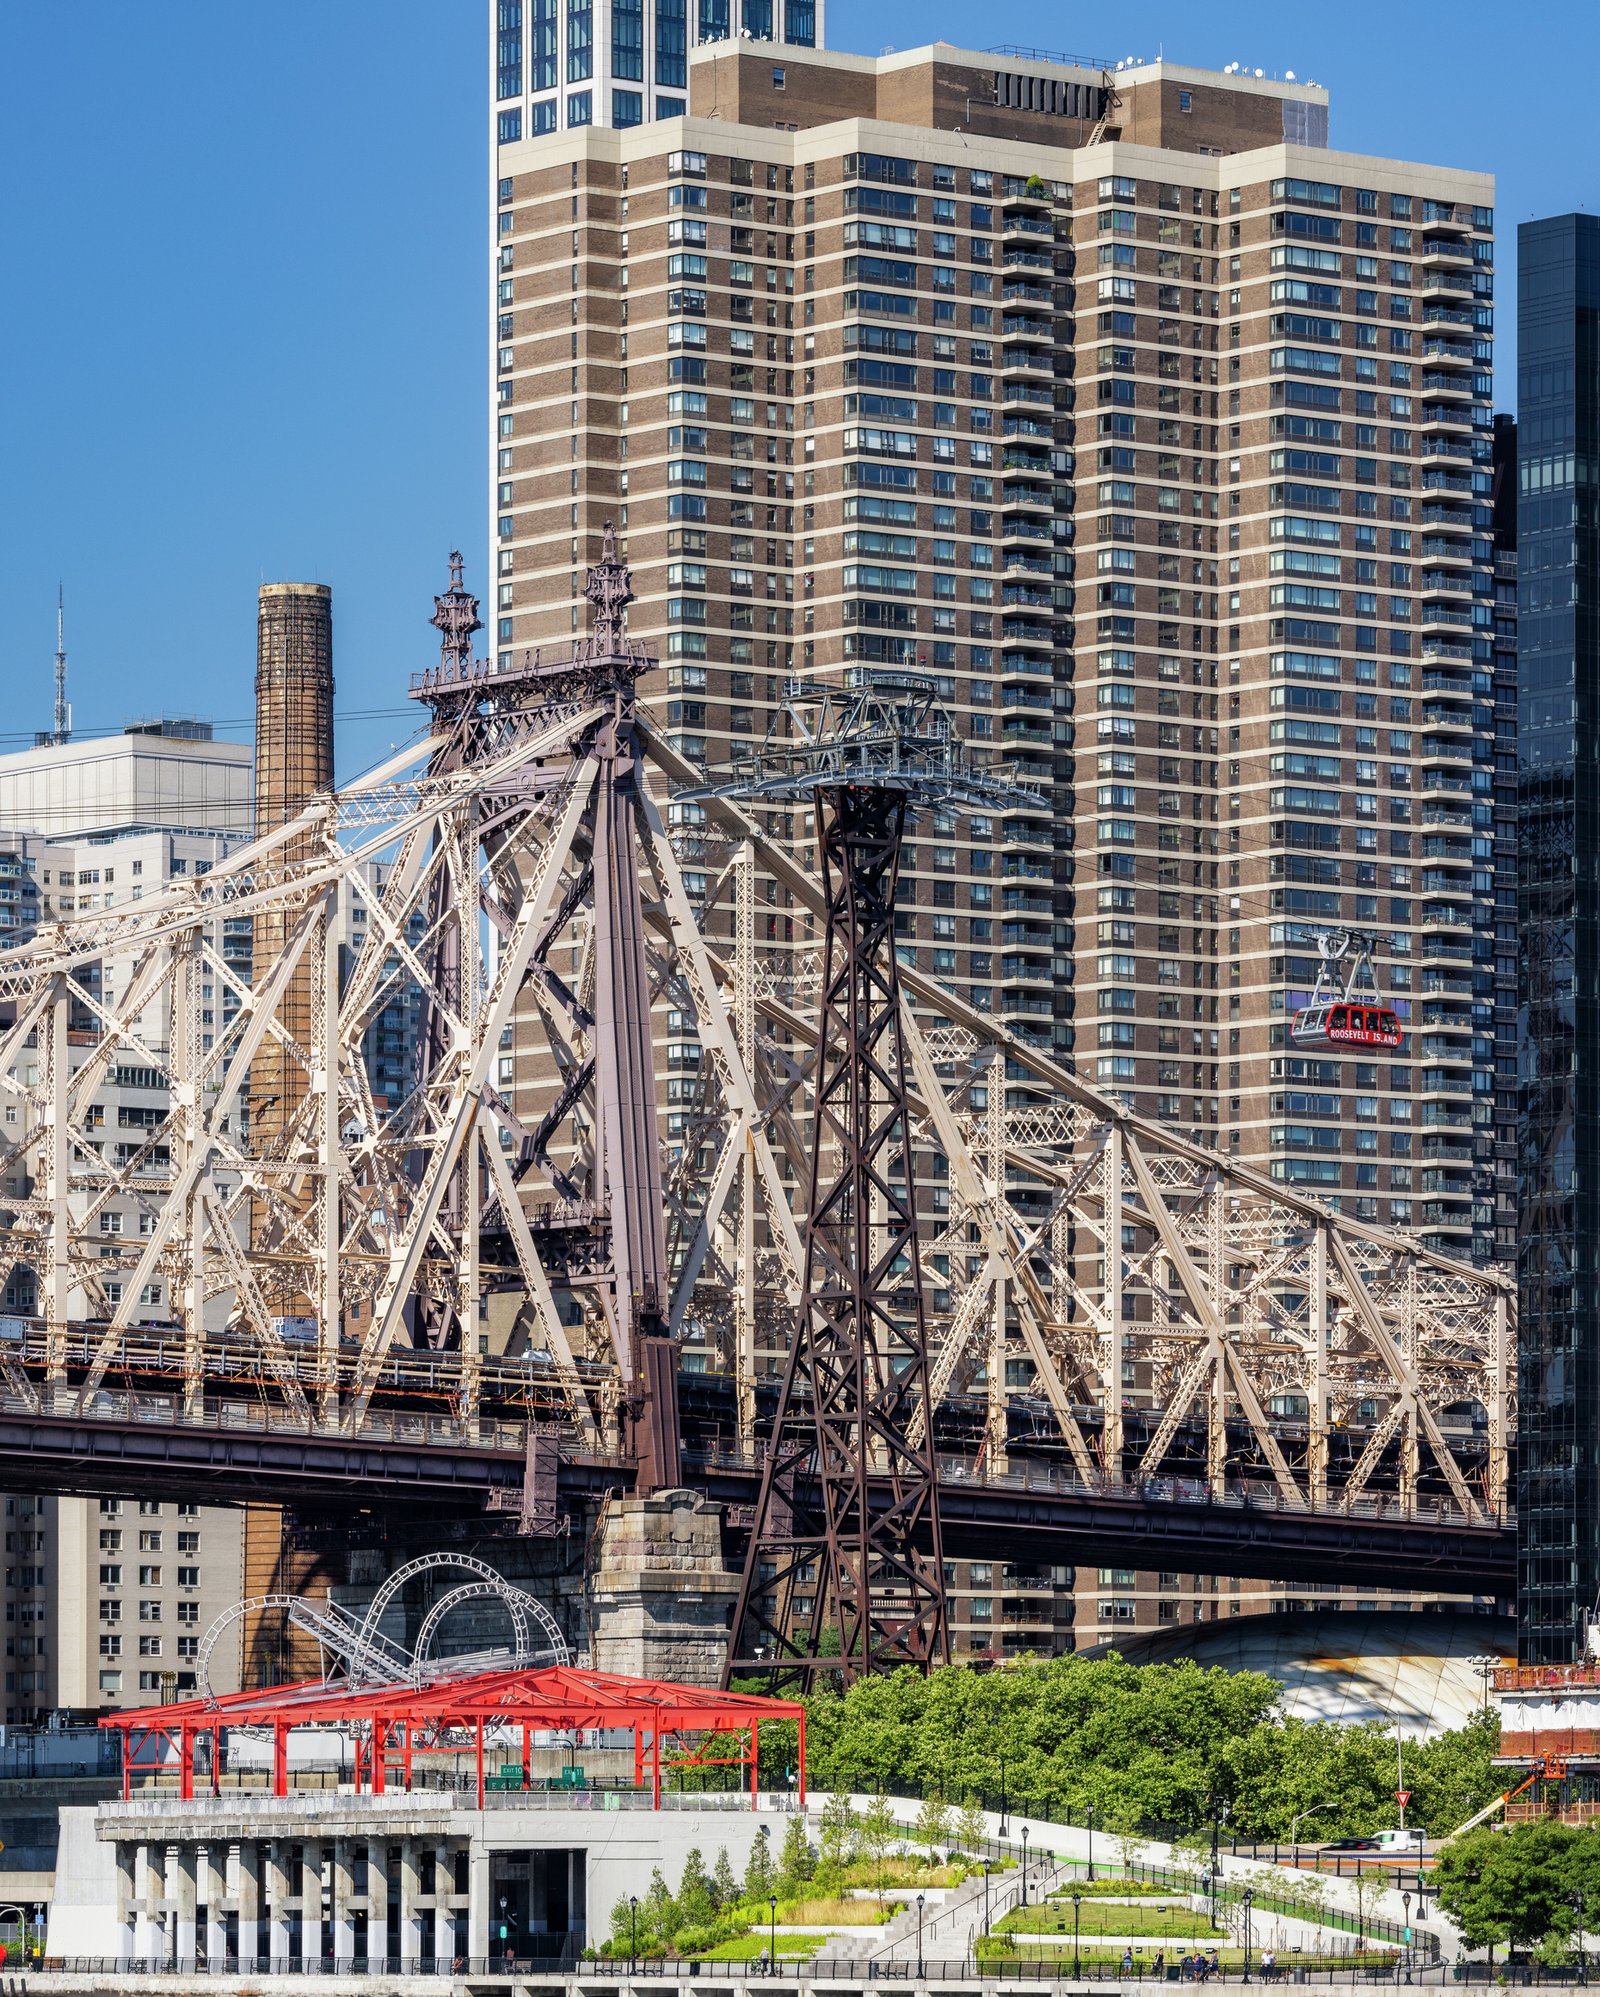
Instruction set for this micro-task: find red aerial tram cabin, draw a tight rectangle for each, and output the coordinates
[1289,1001,1404,1051]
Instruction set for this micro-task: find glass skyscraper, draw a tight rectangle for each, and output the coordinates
[1517,212,1600,1662]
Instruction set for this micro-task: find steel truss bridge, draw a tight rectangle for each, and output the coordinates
[0,547,1515,1608]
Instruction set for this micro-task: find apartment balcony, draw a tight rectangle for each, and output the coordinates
[1420,434,1477,462]
[1000,619,1053,647]
[1000,495,1054,528]
[1421,469,1477,501]
[1002,380,1054,406]
[1421,300,1476,329]
[1420,700,1474,731]
[1420,235,1476,266]
[1418,602,1474,632]
[1001,311,1054,342]
[1000,210,1055,240]
[1420,1102,1474,1130]
[1421,336,1477,367]
[1420,370,1476,398]
[999,650,1053,677]
[1420,402,1476,431]
[1419,264,1475,298]
[1420,536,1474,564]
[1001,244,1054,272]
[998,348,1055,378]
[1420,637,1474,664]
[998,510,1052,539]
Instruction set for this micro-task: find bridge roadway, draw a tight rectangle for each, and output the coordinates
[0,1389,1513,1597]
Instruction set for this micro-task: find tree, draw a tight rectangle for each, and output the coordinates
[743,1826,775,1904]
[643,1866,677,1941]
[858,1790,899,1899]
[1349,1869,1386,1946]
[711,1847,738,1911]
[677,1848,714,1930]
[954,1794,987,1858]
[916,1794,953,1863]
[1102,1802,1144,1876]
[817,1790,857,1885]
[779,1814,815,1896]
[1433,1822,1581,1952]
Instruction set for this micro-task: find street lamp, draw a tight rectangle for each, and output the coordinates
[769,1893,778,1975]
[629,1894,638,1971]
[999,1755,1010,1839]
[1289,1803,1338,1869]
[1073,1894,1083,1980]
[1087,1801,1096,1883]
[983,1861,993,1937]
[1021,1824,1030,1904]
[916,1894,926,1978]
[1242,1888,1254,1977]
[1401,1890,1412,1985]
[1572,1888,1587,1986]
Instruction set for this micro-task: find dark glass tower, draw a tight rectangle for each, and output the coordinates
[1517,213,1600,1662]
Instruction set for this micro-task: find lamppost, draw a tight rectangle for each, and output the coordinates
[498,1896,509,1965]
[1242,1888,1254,1978]
[1401,1890,1412,1985]
[629,1895,638,1972]
[1572,1888,1587,1986]
[769,1893,778,1975]
[916,1894,926,1978]
[1202,1866,1215,1927]
[983,1861,993,1937]
[1021,1824,1030,1905]
[1289,1803,1337,1869]
[1073,1894,1083,1980]
[1087,1801,1096,1883]
[999,1756,1010,1839]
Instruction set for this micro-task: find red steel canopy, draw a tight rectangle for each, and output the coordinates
[100,1663,806,1810]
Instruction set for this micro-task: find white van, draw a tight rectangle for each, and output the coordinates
[1373,1828,1425,1852]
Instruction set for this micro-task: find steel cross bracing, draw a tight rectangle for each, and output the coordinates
[0,553,1513,1573]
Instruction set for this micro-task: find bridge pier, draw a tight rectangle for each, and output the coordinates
[589,1488,738,1685]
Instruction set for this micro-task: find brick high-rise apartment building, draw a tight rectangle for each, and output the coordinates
[489,39,1511,1648]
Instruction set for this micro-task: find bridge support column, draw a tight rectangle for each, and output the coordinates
[131,1843,163,1964]
[590,1488,738,1685]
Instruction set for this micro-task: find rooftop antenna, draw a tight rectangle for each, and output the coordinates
[52,584,71,745]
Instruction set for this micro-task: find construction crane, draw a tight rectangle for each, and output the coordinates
[697,669,1040,1688]
[1290,929,1404,1052]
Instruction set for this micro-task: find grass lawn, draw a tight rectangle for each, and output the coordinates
[777,1897,894,1926]
[981,1943,1402,1971]
[1047,1880,1183,1899]
[1006,1903,1227,1940]
[702,1932,834,1962]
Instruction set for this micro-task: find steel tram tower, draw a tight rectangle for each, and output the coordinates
[705,670,1038,1686]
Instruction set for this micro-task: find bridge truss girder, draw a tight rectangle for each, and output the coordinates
[0,572,1514,1538]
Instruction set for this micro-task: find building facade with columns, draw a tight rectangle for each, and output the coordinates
[50,1792,784,1968]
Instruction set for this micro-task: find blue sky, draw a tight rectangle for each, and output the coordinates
[0,0,1593,780]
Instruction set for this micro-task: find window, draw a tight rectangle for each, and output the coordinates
[139,1635,162,1657]
[612,87,643,124]
[138,1565,161,1586]
[99,1564,121,1585]
[176,1566,199,1588]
